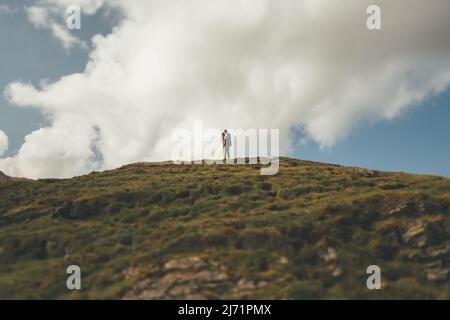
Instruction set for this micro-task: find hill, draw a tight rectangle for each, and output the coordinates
[0,158,450,299]
[0,171,11,184]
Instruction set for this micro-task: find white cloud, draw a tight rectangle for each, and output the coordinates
[25,5,86,50]
[2,0,450,178]
[24,0,112,50]
[0,131,8,156]
[25,6,49,28]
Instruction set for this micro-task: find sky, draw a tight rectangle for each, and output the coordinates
[0,0,449,178]
[295,90,450,177]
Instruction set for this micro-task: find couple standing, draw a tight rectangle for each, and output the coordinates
[221,129,231,162]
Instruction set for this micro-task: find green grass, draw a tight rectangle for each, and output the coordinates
[0,157,450,299]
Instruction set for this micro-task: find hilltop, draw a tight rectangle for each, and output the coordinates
[0,157,449,299]
[0,171,11,184]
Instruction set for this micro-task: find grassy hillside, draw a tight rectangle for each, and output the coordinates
[1,157,450,299]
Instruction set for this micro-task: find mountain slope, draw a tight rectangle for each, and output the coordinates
[0,158,450,299]
[0,171,11,184]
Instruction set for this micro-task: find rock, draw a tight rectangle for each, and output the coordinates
[402,219,448,249]
[131,287,169,300]
[402,222,426,244]
[355,168,378,178]
[123,256,229,300]
[332,267,343,277]
[163,256,206,272]
[387,204,407,216]
[425,241,450,259]
[234,279,256,291]
[386,202,416,216]
[123,266,142,280]
[229,278,269,297]
[159,272,191,289]
[279,256,289,265]
[168,284,193,297]
[426,267,449,282]
[320,247,337,262]
[257,281,268,288]
[201,270,229,282]
[417,238,427,248]
[425,260,442,269]
[424,260,449,282]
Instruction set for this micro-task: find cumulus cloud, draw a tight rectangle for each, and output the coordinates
[0,130,8,156]
[25,5,81,50]
[24,0,112,49]
[2,0,450,178]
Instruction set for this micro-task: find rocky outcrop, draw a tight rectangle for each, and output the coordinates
[123,256,230,299]
[402,222,427,246]
[355,168,379,178]
[122,255,289,299]
[402,218,450,283]
[425,260,449,282]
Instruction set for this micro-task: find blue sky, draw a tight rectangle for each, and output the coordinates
[0,1,449,178]
[0,1,114,156]
[295,90,450,177]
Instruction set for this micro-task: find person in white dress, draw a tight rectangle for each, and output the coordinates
[222,129,231,162]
